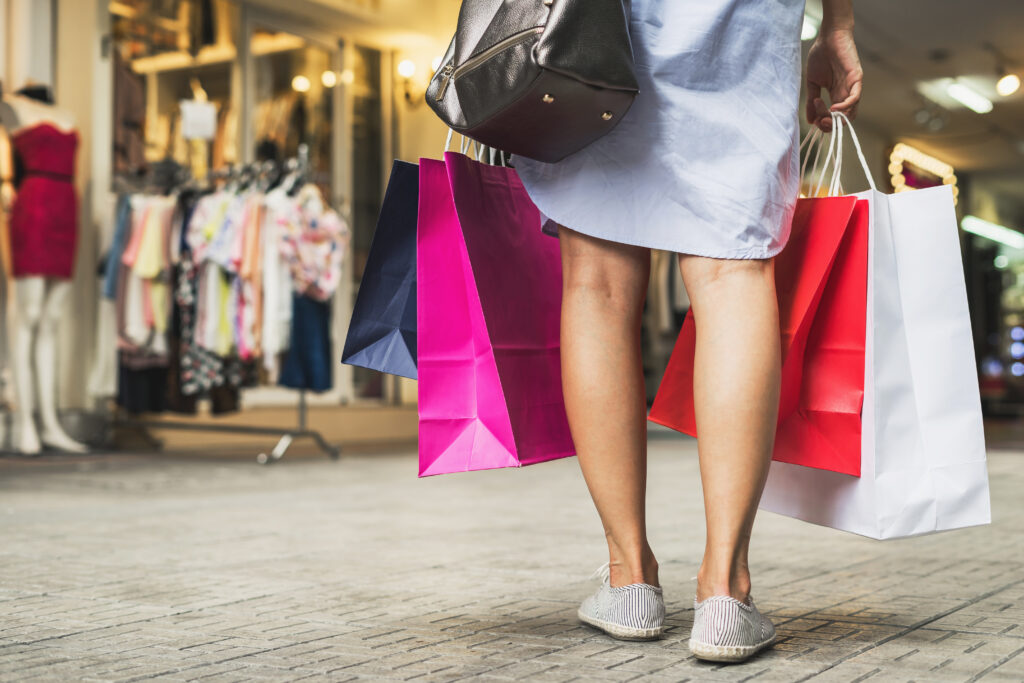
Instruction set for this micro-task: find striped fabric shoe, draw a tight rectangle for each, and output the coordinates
[577,564,665,640]
[689,595,776,663]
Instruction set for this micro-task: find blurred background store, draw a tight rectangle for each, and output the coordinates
[0,0,1021,457]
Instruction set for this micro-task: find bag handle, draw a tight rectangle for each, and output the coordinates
[800,112,878,197]
[443,129,508,167]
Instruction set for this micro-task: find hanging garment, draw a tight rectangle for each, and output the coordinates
[113,52,146,175]
[277,184,350,301]
[9,123,79,278]
[279,294,332,393]
[261,187,296,377]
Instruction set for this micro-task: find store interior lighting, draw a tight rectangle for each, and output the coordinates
[961,215,1024,250]
[291,75,311,93]
[946,81,994,114]
[997,73,1021,97]
[397,59,416,79]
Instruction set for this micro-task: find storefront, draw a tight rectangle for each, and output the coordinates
[0,0,454,453]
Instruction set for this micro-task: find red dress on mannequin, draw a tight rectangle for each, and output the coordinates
[9,123,79,279]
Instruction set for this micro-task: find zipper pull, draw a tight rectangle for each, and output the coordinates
[436,64,455,102]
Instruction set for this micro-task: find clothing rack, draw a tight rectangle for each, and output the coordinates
[114,145,342,464]
[120,389,340,464]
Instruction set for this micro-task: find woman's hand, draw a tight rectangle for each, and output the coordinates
[805,28,863,132]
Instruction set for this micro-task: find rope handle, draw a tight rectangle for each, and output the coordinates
[800,112,878,197]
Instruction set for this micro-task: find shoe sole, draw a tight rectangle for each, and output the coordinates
[577,609,663,641]
[688,635,776,663]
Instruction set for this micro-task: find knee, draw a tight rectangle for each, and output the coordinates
[679,256,774,299]
[563,267,646,313]
[18,299,44,329]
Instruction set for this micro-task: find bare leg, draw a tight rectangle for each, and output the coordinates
[560,228,658,588]
[678,255,781,602]
[12,277,45,454]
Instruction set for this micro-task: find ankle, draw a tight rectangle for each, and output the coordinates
[608,547,660,588]
[695,565,751,603]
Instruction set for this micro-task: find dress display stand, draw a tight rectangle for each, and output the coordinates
[0,84,89,455]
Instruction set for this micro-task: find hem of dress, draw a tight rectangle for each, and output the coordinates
[538,208,785,261]
[12,270,74,280]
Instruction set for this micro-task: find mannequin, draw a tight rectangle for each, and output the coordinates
[0,83,87,453]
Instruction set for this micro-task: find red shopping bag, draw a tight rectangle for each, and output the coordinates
[416,152,575,476]
[649,196,869,476]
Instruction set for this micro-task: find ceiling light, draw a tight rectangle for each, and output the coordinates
[801,14,820,41]
[431,55,444,72]
[997,73,1021,97]
[946,81,994,114]
[961,215,1024,249]
[291,75,311,93]
[321,70,338,88]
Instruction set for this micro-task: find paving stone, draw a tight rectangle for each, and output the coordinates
[0,442,1022,681]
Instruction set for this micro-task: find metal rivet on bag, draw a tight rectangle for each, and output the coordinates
[542,93,555,103]
[602,111,614,121]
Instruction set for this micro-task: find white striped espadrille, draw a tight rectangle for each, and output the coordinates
[577,563,665,641]
[688,595,776,663]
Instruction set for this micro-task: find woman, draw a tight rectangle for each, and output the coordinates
[513,0,863,663]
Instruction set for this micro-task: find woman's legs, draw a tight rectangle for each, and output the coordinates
[560,227,658,589]
[677,255,781,603]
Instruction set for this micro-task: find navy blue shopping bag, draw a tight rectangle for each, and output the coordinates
[342,160,418,379]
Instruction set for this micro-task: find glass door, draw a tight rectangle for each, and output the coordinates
[240,7,390,407]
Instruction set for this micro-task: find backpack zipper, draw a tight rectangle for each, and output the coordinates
[435,26,545,102]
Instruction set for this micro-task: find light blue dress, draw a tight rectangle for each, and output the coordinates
[515,0,806,259]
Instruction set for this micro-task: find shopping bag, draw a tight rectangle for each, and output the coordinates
[342,160,418,379]
[657,114,990,538]
[416,151,575,476]
[649,195,868,476]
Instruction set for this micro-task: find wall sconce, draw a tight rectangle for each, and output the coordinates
[397,59,426,107]
[397,57,444,108]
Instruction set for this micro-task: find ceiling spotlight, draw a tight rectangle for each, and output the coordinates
[997,73,1021,97]
[946,81,994,114]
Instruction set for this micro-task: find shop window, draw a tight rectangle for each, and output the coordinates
[110,0,239,184]
[250,27,335,203]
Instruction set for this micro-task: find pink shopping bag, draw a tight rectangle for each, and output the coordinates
[416,152,575,476]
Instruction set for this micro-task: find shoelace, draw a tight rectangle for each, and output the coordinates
[589,562,611,584]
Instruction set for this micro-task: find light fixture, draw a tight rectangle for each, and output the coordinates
[339,69,355,86]
[431,55,444,73]
[396,59,427,108]
[946,81,993,114]
[321,70,339,88]
[397,59,416,80]
[801,14,820,41]
[291,75,311,93]
[997,73,1021,97]
[995,254,1010,269]
[889,143,958,204]
[961,215,1024,250]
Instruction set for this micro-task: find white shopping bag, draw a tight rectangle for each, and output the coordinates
[759,114,991,539]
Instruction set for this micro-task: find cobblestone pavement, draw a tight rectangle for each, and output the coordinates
[1,435,1022,682]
